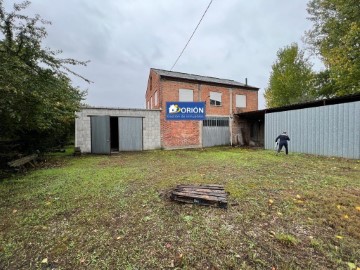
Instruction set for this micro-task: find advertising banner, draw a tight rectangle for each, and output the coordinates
[166,102,206,120]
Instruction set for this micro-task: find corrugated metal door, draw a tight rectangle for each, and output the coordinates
[91,116,110,154]
[202,117,230,147]
[119,117,143,151]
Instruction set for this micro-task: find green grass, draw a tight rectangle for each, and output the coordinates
[0,147,359,269]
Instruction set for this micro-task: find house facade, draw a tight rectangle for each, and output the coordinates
[145,68,259,149]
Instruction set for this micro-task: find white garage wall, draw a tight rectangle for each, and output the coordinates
[75,107,161,153]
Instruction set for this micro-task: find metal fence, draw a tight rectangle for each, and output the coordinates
[265,101,360,159]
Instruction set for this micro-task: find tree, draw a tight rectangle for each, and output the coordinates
[0,1,89,152]
[306,0,360,96]
[264,43,315,108]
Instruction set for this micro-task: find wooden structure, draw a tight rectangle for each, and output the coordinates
[171,184,228,208]
[7,153,38,170]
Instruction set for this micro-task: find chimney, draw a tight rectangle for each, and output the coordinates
[245,78,248,86]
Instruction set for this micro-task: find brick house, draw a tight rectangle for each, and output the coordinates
[145,68,260,149]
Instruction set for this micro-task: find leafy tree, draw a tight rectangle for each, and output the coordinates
[312,70,337,98]
[0,1,89,152]
[264,43,315,108]
[306,0,360,96]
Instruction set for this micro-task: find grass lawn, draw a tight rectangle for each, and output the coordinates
[0,147,359,269]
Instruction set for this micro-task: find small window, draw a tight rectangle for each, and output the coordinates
[210,92,222,106]
[150,96,153,109]
[236,94,246,108]
[154,91,158,106]
[179,89,193,101]
[203,117,229,127]
[147,101,149,109]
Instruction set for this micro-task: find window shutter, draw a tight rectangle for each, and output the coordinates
[236,95,246,108]
[155,91,158,106]
[210,92,222,102]
[179,89,193,101]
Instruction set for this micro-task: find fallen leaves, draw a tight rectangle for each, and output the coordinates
[41,258,48,264]
[294,199,304,204]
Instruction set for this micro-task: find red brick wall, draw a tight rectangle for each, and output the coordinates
[145,70,161,109]
[145,70,259,148]
[232,90,258,113]
[160,79,201,148]
[161,117,201,148]
[200,85,231,116]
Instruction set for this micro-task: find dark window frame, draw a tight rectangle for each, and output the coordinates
[210,99,222,106]
[203,117,229,127]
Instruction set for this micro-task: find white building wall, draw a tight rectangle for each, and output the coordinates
[75,107,161,153]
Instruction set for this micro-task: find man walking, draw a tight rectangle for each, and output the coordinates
[275,131,290,155]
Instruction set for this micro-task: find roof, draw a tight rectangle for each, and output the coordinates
[80,106,161,111]
[151,68,259,90]
[237,93,360,117]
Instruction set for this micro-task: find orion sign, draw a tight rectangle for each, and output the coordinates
[166,102,206,120]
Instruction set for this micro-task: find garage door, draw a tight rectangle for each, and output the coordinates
[119,117,143,151]
[202,117,230,147]
[91,115,110,154]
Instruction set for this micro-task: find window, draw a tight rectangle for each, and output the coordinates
[236,94,246,108]
[147,101,149,109]
[154,91,158,106]
[203,117,229,127]
[210,92,222,106]
[179,89,193,101]
[150,96,153,109]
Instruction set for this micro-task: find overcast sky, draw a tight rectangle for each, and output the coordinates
[4,0,317,109]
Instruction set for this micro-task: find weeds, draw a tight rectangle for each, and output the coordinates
[0,147,359,269]
[275,233,300,246]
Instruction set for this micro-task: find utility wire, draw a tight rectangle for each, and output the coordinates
[170,0,214,71]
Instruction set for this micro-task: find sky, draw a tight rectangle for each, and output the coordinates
[3,0,318,109]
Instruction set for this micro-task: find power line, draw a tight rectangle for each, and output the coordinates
[170,0,214,71]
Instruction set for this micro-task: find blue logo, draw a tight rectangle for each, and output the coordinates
[166,102,206,120]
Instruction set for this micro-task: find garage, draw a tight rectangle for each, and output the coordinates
[75,107,161,154]
[91,116,144,154]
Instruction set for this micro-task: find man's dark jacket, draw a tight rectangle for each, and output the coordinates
[275,134,290,144]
